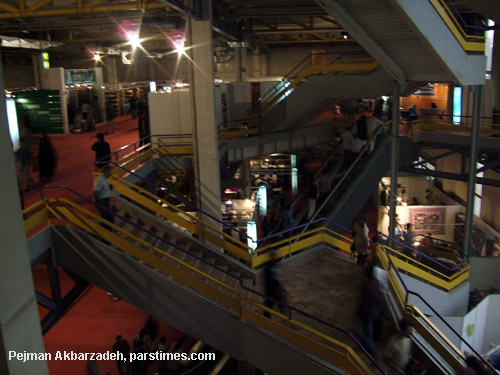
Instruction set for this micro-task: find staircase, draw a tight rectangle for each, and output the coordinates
[316,0,486,85]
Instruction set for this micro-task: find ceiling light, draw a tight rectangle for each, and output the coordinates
[341,31,349,40]
[128,33,141,48]
[93,54,101,62]
[175,41,186,55]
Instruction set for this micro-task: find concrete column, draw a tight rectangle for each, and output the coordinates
[252,47,261,78]
[106,56,118,84]
[234,47,242,83]
[465,85,483,257]
[389,81,401,242]
[0,54,48,374]
[240,160,252,198]
[188,4,222,228]
[241,48,249,82]
[492,31,500,111]
[32,53,42,89]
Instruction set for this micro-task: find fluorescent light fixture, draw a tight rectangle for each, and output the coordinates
[257,185,267,215]
[247,221,257,250]
[6,98,19,151]
[291,168,298,195]
[453,87,462,125]
[150,81,157,93]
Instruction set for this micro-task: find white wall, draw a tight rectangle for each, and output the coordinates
[149,90,193,142]
[470,257,500,291]
[401,273,469,316]
[483,296,500,353]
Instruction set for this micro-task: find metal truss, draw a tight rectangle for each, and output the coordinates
[400,149,500,187]
[32,248,90,334]
[0,0,201,20]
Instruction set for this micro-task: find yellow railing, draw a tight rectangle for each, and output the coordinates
[24,198,376,375]
[429,0,485,53]
[258,59,379,115]
[218,57,380,143]
[111,176,470,290]
[413,120,500,137]
[377,248,466,372]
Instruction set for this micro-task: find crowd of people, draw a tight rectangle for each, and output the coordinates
[86,315,190,375]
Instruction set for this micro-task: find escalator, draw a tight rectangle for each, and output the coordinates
[301,129,420,229]
[25,190,495,375]
[316,0,486,86]
[26,191,383,375]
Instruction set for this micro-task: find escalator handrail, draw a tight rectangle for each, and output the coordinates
[302,124,388,233]
[378,233,468,272]
[105,160,250,241]
[23,185,386,375]
[289,137,343,212]
[381,245,495,373]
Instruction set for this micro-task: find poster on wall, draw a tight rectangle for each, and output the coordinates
[413,83,435,96]
[408,207,446,235]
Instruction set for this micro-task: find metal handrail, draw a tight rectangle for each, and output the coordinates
[442,0,487,35]
[23,185,386,374]
[303,124,387,232]
[381,245,495,373]
[379,233,468,273]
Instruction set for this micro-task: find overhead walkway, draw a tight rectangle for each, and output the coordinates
[316,0,486,85]
[23,187,495,374]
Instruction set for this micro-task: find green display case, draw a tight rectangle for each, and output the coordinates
[13,89,64,134]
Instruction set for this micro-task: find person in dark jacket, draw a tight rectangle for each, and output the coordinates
[263,259,288,318]
[91,132,111,168]
[111,335,131,375]
[37,134,57,180]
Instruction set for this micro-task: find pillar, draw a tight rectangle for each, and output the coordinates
[464,85,482,257]
[188,4,222,228]
[32,53,42,89]
[240,47,249,82]
[389,81,401,242]
[234,47,242,83]
[0,54,48,374]
[492,31,500,111]
[106,56,118,84]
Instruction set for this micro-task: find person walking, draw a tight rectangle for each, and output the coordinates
[130,93,138,119]
[93,165,114,231]
[91,132,111,169]
[359,265,383,357]
[112,335,131,375]
[352,215,370,265]
[306,176,319,221]
[37,134,56,181]
[279,203,294,238]
[263,259,288,319]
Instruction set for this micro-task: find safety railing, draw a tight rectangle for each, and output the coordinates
[377,245,495,373]
[217,52,378,143]
[303,124,387,231]
[412,120,500,137]
[23,186,385,375]
[24,186,487,374]
[101,155,472,290]
[378,234,469,292]
[428,0,486,52]
[105,175,472,290]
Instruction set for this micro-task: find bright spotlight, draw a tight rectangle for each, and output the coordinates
[175,41,186,55]
[93,54,101,62]
[128,33,141,48]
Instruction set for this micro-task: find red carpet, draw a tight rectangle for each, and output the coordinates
[28,118,187,375]
[25,117,139,208]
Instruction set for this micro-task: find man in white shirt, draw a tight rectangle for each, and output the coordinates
[93,164,114,230]
[383,319,423,375]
